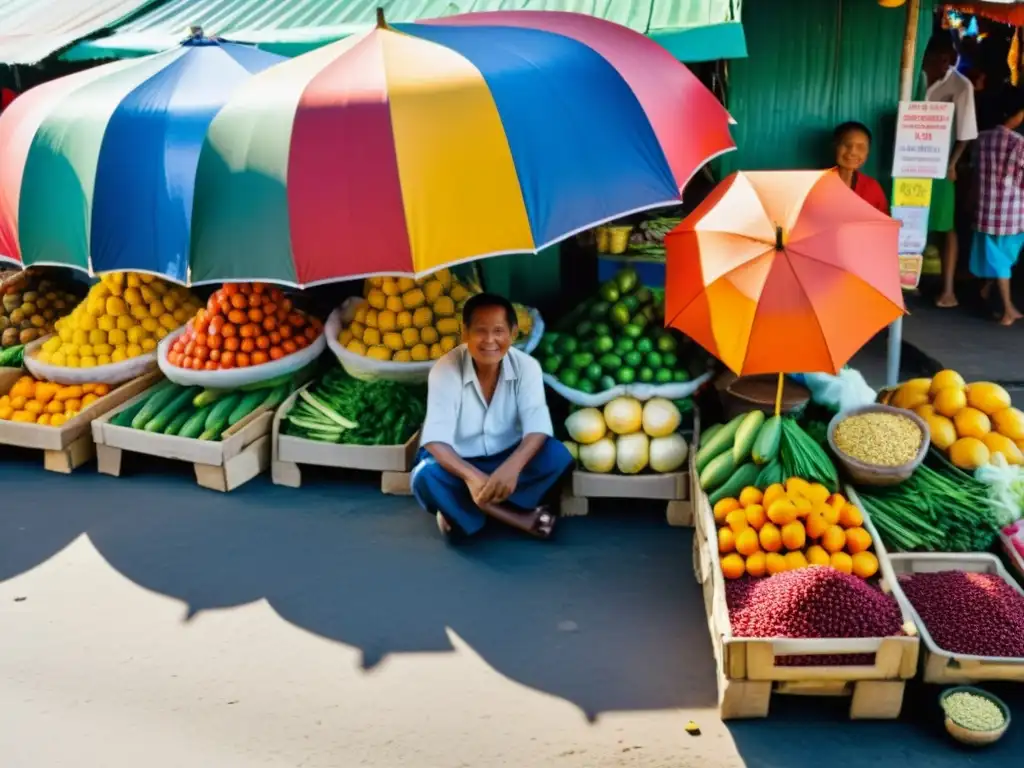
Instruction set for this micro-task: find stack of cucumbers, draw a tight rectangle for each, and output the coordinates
[695,412,839,504]
[110,373,301,441]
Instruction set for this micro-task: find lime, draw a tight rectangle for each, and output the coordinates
[615,267,639,294]
[645,351,663,369]
[609,302,631,327]
[656,333,678,353]
[593,322,611,337]
[585,362,603,382]
[661,351,678,368]
[599,281,620,303]
[577,378,596,394]
[655,369,673,384]
[624,350,643,367]
[638,367,654,383]
[598,353,622,370]
[570,352,594,369]
[635,337,653,354]
[558,336,578,354]
[598,375,617,392]
[542,355,562,375]
[559,369,580,388]
[590,301,611,320]
[617,367,636,385]
[575,321,594,338]
[594,335,615,354]
[673,370,690,383]
[623,324,643,339]
[615,337,635,354]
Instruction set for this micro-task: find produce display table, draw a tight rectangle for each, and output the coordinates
[270,382,416,495]
[91,383,273,492]
[885,552,1024,685]
[0,369,158,473]
[692,480,920,720]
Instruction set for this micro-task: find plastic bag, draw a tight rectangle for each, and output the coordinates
[23,334,157,386]
[801,369,876,413]
[975,452,1024,527]
[326,299,545,383]
[157,326,327,388]
[543,369,713,407]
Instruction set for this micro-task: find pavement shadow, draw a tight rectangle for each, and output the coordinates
[0,455,717,720]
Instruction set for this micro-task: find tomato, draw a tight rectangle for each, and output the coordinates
[269,346,284,361]
[207,334,223,350]
[248,293,262,308]
[209,349,221,362]
[282,340,297,355]
[240,323,259,338]
[194,346,209,362]
[255,336,270,350]
[220,351,235,367]
[279,325,292,340]
[247,308,263,323]
[235,352,251,368]
[228,309,247,325]
[204,360,219,371]
[262,302,278,317]
[238,283,252,295]
[240,338,255,354]
[222,283,239,296]
[252,283,267,295]
[224,336,240,352]
[269,331,282,345]
[304,325,319,341]
[221,323,237,338]
[181,356,194,369]
[251,351,269,366]
[293,334,308,349]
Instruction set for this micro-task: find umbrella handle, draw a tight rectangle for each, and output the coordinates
[774,372,784,417]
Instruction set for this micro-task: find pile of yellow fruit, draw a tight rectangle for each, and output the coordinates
[885,369,1024,470]
[0,374,111,425]
[715,478,880,581]
[34,272,202,369]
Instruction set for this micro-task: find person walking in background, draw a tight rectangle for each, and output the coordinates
[923,34,979,309]
[831,121,889,213]
[970,86,1024,326]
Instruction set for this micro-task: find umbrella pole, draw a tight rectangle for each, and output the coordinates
[886,0,921,387]
[774,373,784,417]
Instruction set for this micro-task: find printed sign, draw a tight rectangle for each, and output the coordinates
[899,254,923,291]
[892,101,955,179]
[892,205,929,254]
[892,177,933,207]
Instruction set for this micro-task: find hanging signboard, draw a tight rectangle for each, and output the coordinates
[891,101,955,179]
[892,205,929,253]
[892,177,933,208]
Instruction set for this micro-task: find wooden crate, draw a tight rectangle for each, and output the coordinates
[692,483,920,720]
[0,369,159,473]
[885,551,1024,684]
[270,383,416,495]
[561,407,698,527]
[91,386,273,492]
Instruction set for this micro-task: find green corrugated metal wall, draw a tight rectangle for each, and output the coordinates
[722,0,936,189]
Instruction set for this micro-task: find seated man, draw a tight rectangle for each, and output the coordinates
[411,292,573,541]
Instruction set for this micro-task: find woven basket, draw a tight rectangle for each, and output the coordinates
[827,404,930,486]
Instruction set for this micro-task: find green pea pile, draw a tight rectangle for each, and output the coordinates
[942,691,1006,732]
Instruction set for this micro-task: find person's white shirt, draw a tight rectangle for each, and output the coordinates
[926,66,979,143]
[420,344,553,458]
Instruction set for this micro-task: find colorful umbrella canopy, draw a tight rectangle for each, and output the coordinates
[0,38,283,282]
[189,10,735,287]
[665,170,904,376]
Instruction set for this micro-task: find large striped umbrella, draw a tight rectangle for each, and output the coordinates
[0,38,283,283]
[189,10,735,287]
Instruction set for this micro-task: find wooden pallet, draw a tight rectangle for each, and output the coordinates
[0,369,159,473]
[91,386,273,492]
[560,470,691,526]
[270,383,415,495]
[692,480,919,720]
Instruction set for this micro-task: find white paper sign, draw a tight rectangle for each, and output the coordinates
[892,205,929,253]
[892,101,955,179]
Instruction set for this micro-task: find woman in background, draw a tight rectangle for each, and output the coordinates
[970,86,1024,326]
[832,121,889,213]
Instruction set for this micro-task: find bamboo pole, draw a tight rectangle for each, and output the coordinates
[886,0,922,387]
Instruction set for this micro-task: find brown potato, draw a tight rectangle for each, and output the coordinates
[1,327,19,347]
[18,327,38,344]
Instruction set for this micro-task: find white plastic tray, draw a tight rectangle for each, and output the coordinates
[326,300,544,384]
[23,334,157,386]
[157,324,326,388]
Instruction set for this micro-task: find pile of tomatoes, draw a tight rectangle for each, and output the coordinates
[166,283,323,371]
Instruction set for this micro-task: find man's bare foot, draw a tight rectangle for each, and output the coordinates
[981,283,993,301]
[436,511,453,537]
[1000,309,1022,327]
[936,293,958,308]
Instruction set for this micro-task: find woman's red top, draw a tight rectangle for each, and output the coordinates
[849,171,890,214]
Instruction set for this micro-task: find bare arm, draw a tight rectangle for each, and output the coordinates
[426,442,488,487]
[948,140,970,179]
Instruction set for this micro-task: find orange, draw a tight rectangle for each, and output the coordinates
[929,369,966,395]
[954,407,992,439]
[845,527,873,554]
[765,553,788,575]
[948,437,990,470]
[805,510,829,539]
[830,551,854,574]
[932,386,967,418]
[735,528,760,557]
[982,433,1023,465]
[821,525,846,554]
[745,504,767,530]
[725,508,750,534]
[851,551,879,579]
[720,554,745,580]
[758,522,783,553]
[806,545,830,566]
[739,486,763,507]
[745,552,767,578]
[838,504,864,528]
[718,528,736,554]
[767,499,798,526]
[781,521,806,551]
[762,483,786,510]
[785,551,808,571]
[713,497,741,523]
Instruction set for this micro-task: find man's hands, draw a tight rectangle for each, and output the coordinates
[466,462,522,507]
[947,164,958,182]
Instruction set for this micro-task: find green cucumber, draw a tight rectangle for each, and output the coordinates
[205,392,243,433]
[193,388,230,408]
[240,373,292,392]
[695,413,745,475]
[700,422,724,448]
[179,405,215,440]
[164,409,194,437]
[144,387,199,433]
[752,415,783,465]
[709,462,761,506]
[699,450,736,492]
[259,382,291,411]
[130,380,180,430]
[111,398,149,428]
[199,426,224,441]
[756,458,784,489]
[732,410,766,464]
[228,391,267,427]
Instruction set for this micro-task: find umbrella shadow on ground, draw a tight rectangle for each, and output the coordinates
[0,453,717,720]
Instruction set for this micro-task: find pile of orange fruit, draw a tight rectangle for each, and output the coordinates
[714,477,880,581]
[0,375,111,426]
[167,283,323,371]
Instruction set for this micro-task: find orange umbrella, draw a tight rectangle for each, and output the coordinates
[665,170,904,378]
